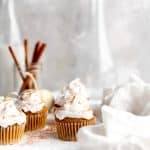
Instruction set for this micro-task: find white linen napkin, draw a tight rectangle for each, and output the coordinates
[110,75,150,115]
[77,75,150,150]
[102,105,150,139]
[78,124,146,150]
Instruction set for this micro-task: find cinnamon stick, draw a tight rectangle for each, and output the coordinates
[34,43,46,63]
[20,42,47,93]
[32,41,41,63]
[20,76,30,93]
[24,39,29,71]
[8,46,24,81]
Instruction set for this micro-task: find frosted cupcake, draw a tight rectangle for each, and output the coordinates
[19,90,48,131]
[0,98,26,144]
[55,79,96,141]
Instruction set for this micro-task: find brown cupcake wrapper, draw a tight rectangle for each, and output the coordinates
[0,123,25,145]
[25,106,48,131]
[55,117,96,141]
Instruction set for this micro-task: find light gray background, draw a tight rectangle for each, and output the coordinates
[15,0,99,91]
[0,0,150,94]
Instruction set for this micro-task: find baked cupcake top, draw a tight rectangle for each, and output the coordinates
[0,97,26,128]
[20,90,45,113]
[55,79,94,120]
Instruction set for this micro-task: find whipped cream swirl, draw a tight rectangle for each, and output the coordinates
[0,98,26,128]
[20,90,45,113]
[55,79,94,120]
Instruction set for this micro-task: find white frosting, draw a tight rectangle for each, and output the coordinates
[55,79,94,120]
[20,90,45,113]
[0,99,26,128]
[55,78,88,106]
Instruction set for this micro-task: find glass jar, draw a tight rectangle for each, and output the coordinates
[13,62,43,93]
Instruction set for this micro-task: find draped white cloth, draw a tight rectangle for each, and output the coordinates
[78,75,150,150]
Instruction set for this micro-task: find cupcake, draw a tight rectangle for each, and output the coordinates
[19,90,48,131]
[55,79,96,141]
[0,97,26,144]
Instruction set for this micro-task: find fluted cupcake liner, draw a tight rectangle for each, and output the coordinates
[55,117,96,141]
[24,106,48,131]
[0,123,25,145]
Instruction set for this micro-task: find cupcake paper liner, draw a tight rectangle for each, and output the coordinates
[55,117,96,141]
[0,123,25,145]
[24,106,48,131]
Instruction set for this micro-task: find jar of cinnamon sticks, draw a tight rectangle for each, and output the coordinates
[9,39,46,94]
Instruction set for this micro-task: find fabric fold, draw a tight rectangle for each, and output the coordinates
[77,75,150,150]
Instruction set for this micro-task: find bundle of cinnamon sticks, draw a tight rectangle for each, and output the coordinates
[8,39,46,93]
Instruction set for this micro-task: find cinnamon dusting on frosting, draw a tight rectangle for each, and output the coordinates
[20,89,45,113]
[0,97,26,128]
[55,79,94,120]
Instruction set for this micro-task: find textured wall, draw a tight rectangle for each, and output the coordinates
[103,0,150,85]
[0,0,150,95]
[15,0,99,91]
